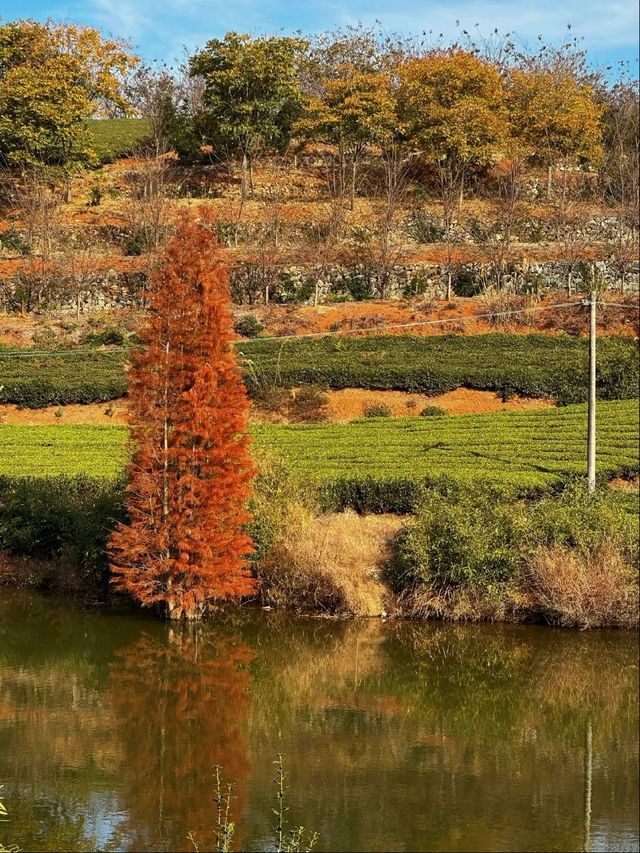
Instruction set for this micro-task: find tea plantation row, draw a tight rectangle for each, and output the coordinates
[1,402,637,513]
[1,333,638,408]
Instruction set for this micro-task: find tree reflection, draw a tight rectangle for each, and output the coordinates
[107,625,253,852]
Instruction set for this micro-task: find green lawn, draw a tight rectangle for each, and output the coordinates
[1,401,637,492]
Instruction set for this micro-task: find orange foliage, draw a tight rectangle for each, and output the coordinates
[108,631,253,851]
[109,211,257,619]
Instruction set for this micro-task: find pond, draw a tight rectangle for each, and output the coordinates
[0,590,638,852]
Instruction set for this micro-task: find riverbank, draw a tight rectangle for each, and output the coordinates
[1,476,637,629]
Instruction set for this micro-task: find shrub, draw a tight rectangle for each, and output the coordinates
[234,314,263,338]
[0,227,30,256]
[420,405,446,417]
[524,541,638,628]
[257,508,398,615]
[405,210,445,243]
[363,403,392,418]
[525,484,639,564]
[83,326,127,346]
[387,487,524,593]
[453,267,481,297]
[288,385,329,422]
[0,475,125,589]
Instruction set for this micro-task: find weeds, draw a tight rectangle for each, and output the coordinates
[189,757,318,853]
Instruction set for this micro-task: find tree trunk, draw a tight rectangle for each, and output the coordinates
[350,159,357,211]
[446,270,452,301]
[547,164,554,198]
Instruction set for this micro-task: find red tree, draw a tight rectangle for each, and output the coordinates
[109,212,257,619]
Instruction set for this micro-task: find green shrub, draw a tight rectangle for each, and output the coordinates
[234,315,264,338]
[420,405,446,417]
[363,403,392,418]
[453,268,481,297]
[526,485,639,564]
[405,210,445,243]
[0,227,30,256]
[387,486,524,592]
[387,483,640,596]
[288,385,329,422]
[0,475,125,588]
[83,327,127,346]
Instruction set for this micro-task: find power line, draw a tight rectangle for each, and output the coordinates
[0,297,636,358]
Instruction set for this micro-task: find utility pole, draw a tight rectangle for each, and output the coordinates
[586,290,597,493]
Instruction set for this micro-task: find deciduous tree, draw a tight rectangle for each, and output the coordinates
[189,33,307,199]
[0,19,136,168]
[109,211,256,619]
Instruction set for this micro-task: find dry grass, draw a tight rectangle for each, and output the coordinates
[523,540,639,629]
[257,508,402,616]
[396,583,525,623]
[476,292,539,329]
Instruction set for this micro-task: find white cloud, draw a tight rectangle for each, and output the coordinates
[81,0,638,62]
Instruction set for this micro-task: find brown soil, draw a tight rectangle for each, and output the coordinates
[609,476,640,492]
[0,400,129,425]
[0,387,554,426]
[323,387,554,421]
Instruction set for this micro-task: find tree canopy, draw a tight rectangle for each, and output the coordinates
[0,19,137,167]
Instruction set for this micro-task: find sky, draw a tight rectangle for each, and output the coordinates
[1,0,638,72]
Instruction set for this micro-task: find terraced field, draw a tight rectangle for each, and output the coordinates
[1,402,637,492]
[1,333,638,407]
[88,118,150,162]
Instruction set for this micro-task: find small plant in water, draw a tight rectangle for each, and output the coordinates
[273,754,319,853]
[189,756,318,853]
[0,786,19,853]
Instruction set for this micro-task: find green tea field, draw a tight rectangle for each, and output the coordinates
[1,401,637,492]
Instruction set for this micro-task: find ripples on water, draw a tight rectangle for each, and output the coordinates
[0,589,638,852]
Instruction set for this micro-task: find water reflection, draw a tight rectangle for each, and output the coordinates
[0,590,637,852]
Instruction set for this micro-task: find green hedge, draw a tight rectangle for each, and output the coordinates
[0,475,125,587]
[242,333,639,405]
[0,350,127,407]
[2,333,636,408]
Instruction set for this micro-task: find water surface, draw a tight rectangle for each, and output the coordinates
[0,590,637,852]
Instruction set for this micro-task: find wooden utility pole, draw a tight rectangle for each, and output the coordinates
[587,290,597,493]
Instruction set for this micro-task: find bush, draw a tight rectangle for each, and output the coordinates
[0,475,125,589]
[420,405,446,417]
[525,484,639,564]
[363,403,392,418]
[387,484,639,625]
[387,487,523,593]
[83,327,127,346]
[288,385,329,422]
[257,508,397,615]
[453,268,481,297]
[405,210,445,243]
[234,314,264,338]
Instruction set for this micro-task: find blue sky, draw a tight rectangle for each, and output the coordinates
[2,0,638,72]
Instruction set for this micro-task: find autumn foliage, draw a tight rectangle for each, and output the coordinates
[109,212,256,619]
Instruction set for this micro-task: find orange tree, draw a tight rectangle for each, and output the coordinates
[109,211,257,620]
[296,67,398,208]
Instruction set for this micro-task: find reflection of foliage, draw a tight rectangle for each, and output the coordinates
[108,629,253,852]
